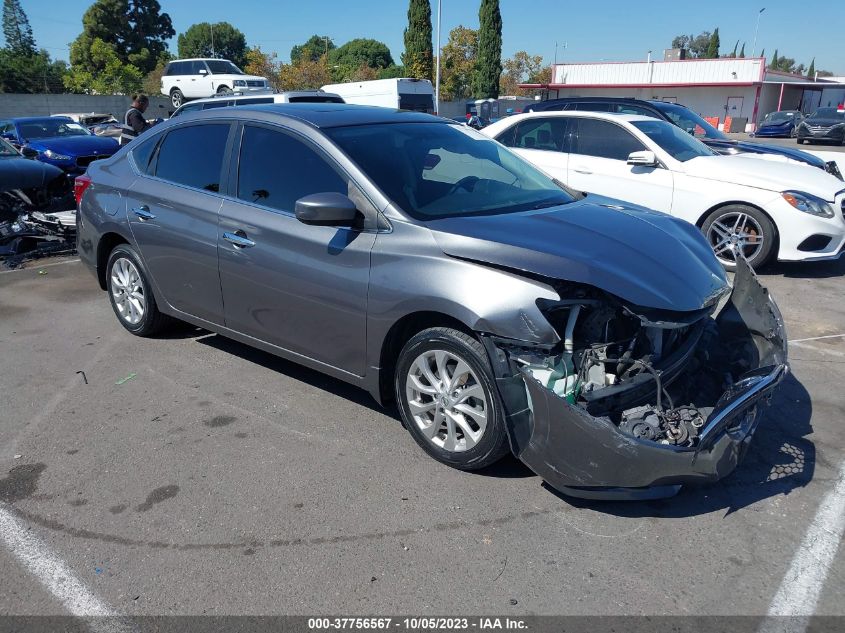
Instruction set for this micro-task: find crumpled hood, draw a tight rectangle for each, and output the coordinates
[25,135,119,157]
[683,155,843,199]
[0,156,65,192]
[427,196,729,312]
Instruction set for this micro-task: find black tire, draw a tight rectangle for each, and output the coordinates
[106,244,171,337]
[170,88,183,109]
[701,204,776,271]
[395,327,509,471]
[217,85,233,95]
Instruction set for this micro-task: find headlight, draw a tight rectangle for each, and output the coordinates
[781,191,835,218]
[233,80,246,87]
[43,149,72,161]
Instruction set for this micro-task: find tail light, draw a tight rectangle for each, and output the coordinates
[74,174,92,206]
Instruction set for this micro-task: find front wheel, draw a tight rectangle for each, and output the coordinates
[170,88,183,108]
[217,85,233,95]
[701,205,776,270]
[106,244,171,336]
[395,327,509,471]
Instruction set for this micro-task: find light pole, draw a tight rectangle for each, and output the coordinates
[752,7,765,58]
[435,0,442,115]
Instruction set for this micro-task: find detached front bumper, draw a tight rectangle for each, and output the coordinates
[488,258,788,501]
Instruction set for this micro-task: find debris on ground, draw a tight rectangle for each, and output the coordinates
[115,373,137,386]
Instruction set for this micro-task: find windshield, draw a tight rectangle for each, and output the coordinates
[206,60,244,75]
[17,118,90,140]
[763,111,798,123]
[0,137,18,156]
[632,120,716,162]
[327,122,575,220]
[651,102,727,140]
[809,108,845,120]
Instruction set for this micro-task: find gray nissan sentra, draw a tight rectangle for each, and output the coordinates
[75,103,788,500]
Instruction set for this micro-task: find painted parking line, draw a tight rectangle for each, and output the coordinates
[789,334,845,344]
[0,504,131,631]
[760,459,845,632]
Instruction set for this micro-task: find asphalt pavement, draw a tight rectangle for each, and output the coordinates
[1,256,844,618]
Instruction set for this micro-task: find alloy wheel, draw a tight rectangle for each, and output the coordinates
[405,349,488,452]
[110,257,146,326]
[706,211,765,264]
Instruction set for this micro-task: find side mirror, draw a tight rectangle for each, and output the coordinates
[627,150,658,167]
[295,192,360,227]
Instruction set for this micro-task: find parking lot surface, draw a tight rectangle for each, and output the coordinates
[1,257,844,616]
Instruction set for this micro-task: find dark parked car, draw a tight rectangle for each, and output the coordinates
[0,116,119,176]
[796,107,845,145]
[753,110,803,138]
[76,104,787,500]
[525,97,842,180]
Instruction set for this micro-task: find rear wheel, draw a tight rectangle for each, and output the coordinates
[701,205,776,270]
[395,327,509,471]
[106,244,170,336]
[170,88,183,108]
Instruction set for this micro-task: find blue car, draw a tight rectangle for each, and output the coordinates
[0,116,119,176]
[753,110,803,138]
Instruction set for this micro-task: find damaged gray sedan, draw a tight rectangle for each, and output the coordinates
[76,104,788,500]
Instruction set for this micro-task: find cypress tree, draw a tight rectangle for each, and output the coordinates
[739,42,745,58]
[473,0,502,98]
[402,0,433,80]
[705,27,720,58]
[2,0,36,55]
[769,49,778,69]
[807,58,815,78]
[730,40,738,58]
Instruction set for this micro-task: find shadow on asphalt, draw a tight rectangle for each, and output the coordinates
[550,372,815,517]
[762,256,845,279]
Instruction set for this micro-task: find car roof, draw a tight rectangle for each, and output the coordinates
[504,110,655,124]
[10,116,73,123]
[181,103,447,128]
[176,91,342,108]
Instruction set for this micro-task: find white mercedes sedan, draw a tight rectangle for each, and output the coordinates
[483,111,845,268]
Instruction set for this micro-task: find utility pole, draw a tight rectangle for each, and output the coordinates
[435,0,442,115]
[751,7,765,57]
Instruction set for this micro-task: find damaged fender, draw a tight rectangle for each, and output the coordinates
[487,257,788,500]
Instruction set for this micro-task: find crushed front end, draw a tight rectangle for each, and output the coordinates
[484,257,788,500]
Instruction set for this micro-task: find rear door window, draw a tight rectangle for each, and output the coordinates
[510,118,569,151]
[154,123,230,192]
[571,118,646,160]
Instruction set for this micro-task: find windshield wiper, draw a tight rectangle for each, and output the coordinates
[530,200,567,210]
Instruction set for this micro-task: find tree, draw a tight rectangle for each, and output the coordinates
[0,48,67,93]
[728,40,738,58]
[440,26,477,101]
[65,37,143,94]
[69,0,173,76]
[244,46,280,89]
[177,22,247,67]
[807,58,815,78]
[2,0,35,55]
[329,38,393,75]
[377,64,406,79]
[402,0,433,81]
[142,51,172,95]
[277,55,332,91]
[739,42,745,58]
[670,32,711,58]
[472,0,502,98]
[290,35,335,65]
[704,28,720,59]
[499,51,544,95]
[769,49,778,69]
[760,48,765,61]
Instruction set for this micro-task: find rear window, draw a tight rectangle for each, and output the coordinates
[154,124,230,192]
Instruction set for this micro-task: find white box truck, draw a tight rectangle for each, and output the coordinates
[320,78,434,113]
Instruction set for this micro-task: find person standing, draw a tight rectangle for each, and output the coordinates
[120,94,152,146]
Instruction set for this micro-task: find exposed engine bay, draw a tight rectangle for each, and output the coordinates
[486,257,788,499]
[0,180,76,268]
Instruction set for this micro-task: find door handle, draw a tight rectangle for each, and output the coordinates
[572,166,593,175]
[222,231,256,248]
[132,206,156,220]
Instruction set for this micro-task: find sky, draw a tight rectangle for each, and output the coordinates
[18,0,845,74]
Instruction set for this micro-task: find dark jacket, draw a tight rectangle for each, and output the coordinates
[120,107,151,145]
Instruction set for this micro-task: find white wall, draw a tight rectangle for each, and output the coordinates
[552,58,764,86]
